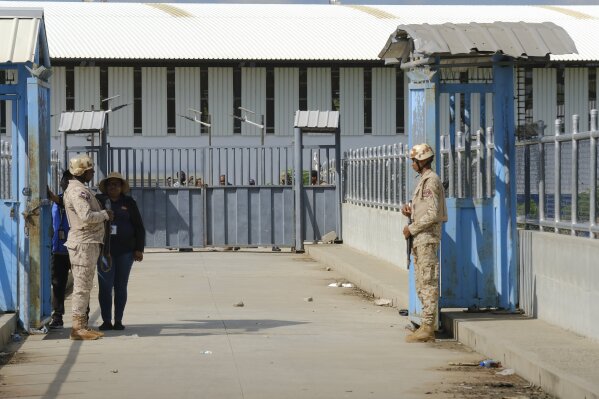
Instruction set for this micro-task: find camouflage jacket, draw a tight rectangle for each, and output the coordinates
[408,168,448,247]
[64,179,108,246]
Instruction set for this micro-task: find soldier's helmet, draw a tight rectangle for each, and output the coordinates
[68,154,94,177]
[409,143,434,161]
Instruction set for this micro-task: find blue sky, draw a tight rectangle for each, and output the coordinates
[29,0,599,4]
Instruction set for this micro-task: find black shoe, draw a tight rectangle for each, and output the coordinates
[113,321,125,330]
[99,321,113,331]
[233,247,240,251]
[48,317,63,329]
[272,246,281,252]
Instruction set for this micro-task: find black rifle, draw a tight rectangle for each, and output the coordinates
[406,201,413,269]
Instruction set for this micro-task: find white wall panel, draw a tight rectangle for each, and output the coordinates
[372,68,396,136]
[108,67,134,137]
[4,101,12,137]
[142,67,167,137]
[533,68,557,135]
[50,66,65,137]
[274,68,298,137]
[209,67,233,136]
[241,67,265,137]
[175,67,201,137]
[307,68,331,111]
[74,66,100,111]
[340,68,363,136]
[565,67,589,132]
[439,93,450,137]
[486,93,493,131]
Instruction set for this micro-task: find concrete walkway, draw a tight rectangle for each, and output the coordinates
[0,249,503,399]
[306,244,599,399]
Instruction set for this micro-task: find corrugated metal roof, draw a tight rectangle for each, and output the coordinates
[1,2,598,61]
[58,111,106,133]
[294,111,339,131]
[380,22,577,61]
[0,8,43,63]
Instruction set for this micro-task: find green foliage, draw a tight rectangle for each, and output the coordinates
[517,199,539,218]
[282,169,312,185]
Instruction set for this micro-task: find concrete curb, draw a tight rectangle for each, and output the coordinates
[305,244,599,399]
[0,313,17,351]
[442,312,599,399]
[305,244,409,309]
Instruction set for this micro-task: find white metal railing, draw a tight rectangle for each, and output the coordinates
[516,110,599,238]
[50,149,61,194]
[1,140,11,199]
[343,144,410,210]
[440,126,496,200]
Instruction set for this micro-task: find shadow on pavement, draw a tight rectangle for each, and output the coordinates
[43,319,309,339]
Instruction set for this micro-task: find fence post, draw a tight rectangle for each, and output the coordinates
[538,128,545,231]
[571,115,579,235]
[554,118,563,232]
[457,130,463,198]
[590,109,597,238]
[294,127,303,252]
[476,129,484,199]
[486,127,494,199]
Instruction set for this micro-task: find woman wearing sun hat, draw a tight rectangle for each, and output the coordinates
[96,172,145,331]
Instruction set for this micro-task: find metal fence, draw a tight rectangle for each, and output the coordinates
[343,144,410,210]
[1,143,60,199]
[440,127,496,200]
[0,140,11,199]
[516,110,599,238]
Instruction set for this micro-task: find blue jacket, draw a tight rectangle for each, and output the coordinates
[51,194,70,254]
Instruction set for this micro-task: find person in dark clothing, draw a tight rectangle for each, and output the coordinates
[48,170,73,329]
[96,172,145,331]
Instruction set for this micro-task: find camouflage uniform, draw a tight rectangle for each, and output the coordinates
[408,168,447,326]
[63,179,109,317]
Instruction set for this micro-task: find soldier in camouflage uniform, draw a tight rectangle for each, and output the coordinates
[401,143,447,343]
[63,155,114,340]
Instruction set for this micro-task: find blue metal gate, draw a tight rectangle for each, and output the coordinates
[0,8,53,329]
[406,61,518,326]
[63,144,340,249]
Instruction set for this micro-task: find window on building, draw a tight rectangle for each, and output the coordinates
[200,67,209,134]
[556,66,565,123]
[66,67,75,111]
[0,100,6,135]
[133,67,142,134]
[233,67,241,134]
[396,68,405,134]
[266,67,275,134]
[299,67,307,110]
[516,67,533,128]
[589,68,596,111]
[331,67,340,111]
[100,67,108,111]
[524,68,533,126]
[364,67,372,134]
[167,67,176,134]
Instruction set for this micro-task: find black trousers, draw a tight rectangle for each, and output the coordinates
[51,253,71,317]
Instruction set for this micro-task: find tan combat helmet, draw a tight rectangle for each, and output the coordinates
[68,154,94,177]
[409,143,434,161]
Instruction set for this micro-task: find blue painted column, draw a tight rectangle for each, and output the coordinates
[492,57,518,309]
[26,77,52,328]
[16,65,30,328]
[406,67,440,327]
[294,127,304,252]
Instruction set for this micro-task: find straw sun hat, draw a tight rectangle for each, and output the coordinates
[99,172,130,194]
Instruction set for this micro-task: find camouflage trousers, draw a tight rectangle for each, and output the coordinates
[413,243,439,326]
[67,243,101,317]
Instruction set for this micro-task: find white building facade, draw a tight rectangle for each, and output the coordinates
[1,3,599,152]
